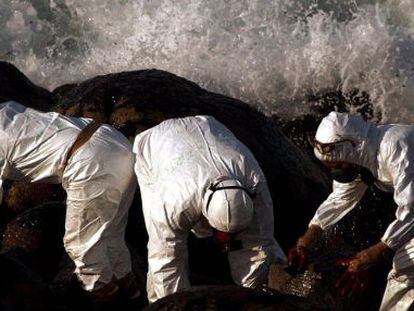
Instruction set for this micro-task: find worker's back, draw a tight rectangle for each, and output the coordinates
[133,115,263,219]
[0,101,88,183]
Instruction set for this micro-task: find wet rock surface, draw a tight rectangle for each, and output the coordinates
[145,285,314,311]
[0,62,397,310]
[1,202,66,281]
[0,61,55,112]
[5,182,66,215]
[0,202,149,311]
[0,249,59,311]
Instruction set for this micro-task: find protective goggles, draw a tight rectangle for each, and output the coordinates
[307,134,355,155]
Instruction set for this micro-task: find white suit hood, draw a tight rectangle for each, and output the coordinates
[202,177,254,233]
[314,112,380,175]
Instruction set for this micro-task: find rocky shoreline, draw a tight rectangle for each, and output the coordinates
[0,61,394,310]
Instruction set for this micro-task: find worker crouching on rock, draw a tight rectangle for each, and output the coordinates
[0,101,140,304]
[289,112,414,311]
[133,115,286,302]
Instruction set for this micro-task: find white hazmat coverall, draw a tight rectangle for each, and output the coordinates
[0,101,136,292]
[311,112,414,311]
[133,115,286,302]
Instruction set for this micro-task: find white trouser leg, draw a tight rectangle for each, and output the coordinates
[228,181,286,288]
[106,176,136,280]
[63,126,136,291]
[380,238,414,311]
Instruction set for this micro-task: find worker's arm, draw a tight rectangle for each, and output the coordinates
[309,179,368,230]
[289,178,368,270]
[228,179,286,288]
[381,141,414,250]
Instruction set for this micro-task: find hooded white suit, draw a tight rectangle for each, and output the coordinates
[311,111,414,311]
[0,101,136,292]
[133,115,286,302]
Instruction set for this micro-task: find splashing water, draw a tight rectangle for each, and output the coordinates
[1,0,414,121]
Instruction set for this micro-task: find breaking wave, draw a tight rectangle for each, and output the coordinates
[1,0,414,121]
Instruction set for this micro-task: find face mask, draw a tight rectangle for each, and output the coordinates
[330,168,360,183]
[213,230,243,253]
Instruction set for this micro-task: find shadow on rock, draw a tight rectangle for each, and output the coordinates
[0,248,60,311]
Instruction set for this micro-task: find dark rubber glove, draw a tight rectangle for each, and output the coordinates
[335,257,371,297]
[288,225,323,271]
[335,242,393,297]
[288,246,309,271]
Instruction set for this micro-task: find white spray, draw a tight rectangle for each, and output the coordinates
[1,0,414,121]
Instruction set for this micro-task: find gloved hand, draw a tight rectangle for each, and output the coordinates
[288,225,323,271]
[335,242,393,297]
[335,262,370,297]
[214,230,243,253]
[338,242,392,273]
[288,246,309,271]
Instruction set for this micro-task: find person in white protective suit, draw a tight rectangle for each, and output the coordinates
[0,101,139,303]
[133,115,286,302]
[288,111,414,311]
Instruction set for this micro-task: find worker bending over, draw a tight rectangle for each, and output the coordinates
[133,115,286,302]
[0,101,139,303]
[290,112,414,311]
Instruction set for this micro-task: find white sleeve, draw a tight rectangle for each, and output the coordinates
[309,179,368,229]
[0,158,8,205]
[381,143,414,250]
[0,179,3,205]
[228,179,286,288]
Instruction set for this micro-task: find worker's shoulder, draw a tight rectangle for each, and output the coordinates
[135,115,221,139]
[137,115,203,133]
[0,100,64,120]
[380,124,414,154]
[383,124,414,141]
[0,100,27,114]
[158,115,223,128]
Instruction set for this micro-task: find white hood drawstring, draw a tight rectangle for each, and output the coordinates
[202,177,254,233]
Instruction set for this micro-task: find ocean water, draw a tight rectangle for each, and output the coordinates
[1,0,414,121]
